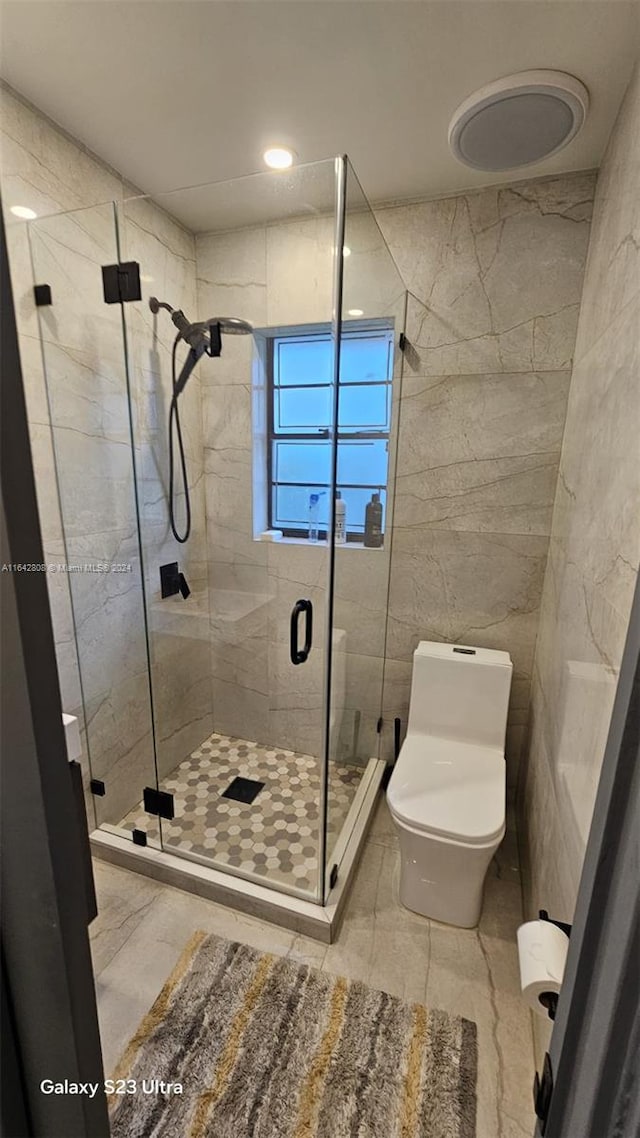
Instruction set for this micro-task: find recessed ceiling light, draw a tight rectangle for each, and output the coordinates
[449,70,589,171]
[10,205,37,220]
[343,246,351,257]
[263,147,295,170]
[140,274,154,283]
[347,308,364,317]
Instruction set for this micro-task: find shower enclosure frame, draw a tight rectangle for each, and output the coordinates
[317,153,347,903]
[26,155,407,938]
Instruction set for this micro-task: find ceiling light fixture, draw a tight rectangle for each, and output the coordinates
[347,308,364,317]
[448,70,589,171]
[343,246,351,257]
[10,205,37,220]
[263,146,295,170]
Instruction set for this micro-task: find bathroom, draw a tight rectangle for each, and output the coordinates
[0,3,638,1137]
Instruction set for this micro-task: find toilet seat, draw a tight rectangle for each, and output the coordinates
[387,734,505,846]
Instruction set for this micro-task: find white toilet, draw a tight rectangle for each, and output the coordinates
[387,641,512,928]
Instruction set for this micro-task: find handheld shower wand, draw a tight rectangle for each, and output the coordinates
[148,297,253,543]
[150,298,253,394]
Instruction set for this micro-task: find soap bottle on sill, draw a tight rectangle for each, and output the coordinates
[364,492,383,548]
[334,491,346,544]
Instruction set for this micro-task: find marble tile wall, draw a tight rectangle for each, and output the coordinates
[1,84,122,738]
[518,66,640,1064]
[375,172,596,779]
[196,218,334,758]
[196,171,595,776]
[0,83,212,821]
[195,201,403,763]
[118,197,213,782]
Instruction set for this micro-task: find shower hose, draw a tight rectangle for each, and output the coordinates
[169,334,191,543]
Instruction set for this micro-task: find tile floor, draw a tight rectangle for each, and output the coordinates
[118,732,363,896]
[92,795,534,1138]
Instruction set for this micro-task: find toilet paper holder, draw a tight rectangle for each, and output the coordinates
[539,909,572,937]
[537,910,572,1020]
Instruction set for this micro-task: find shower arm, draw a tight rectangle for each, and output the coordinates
[149,296,252,351]
[149,297,253,397]
[150,296,221,359]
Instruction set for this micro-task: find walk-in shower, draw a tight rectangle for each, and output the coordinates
[27,157,407,937]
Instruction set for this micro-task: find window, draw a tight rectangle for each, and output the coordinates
[268,326,393,541]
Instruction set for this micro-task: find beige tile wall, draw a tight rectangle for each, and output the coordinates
[118,196,213,783]
[518,66,640,1063]
[196,188,409,763]
[0,83,212,820]
[376,173,595,775]
[195,206,390,761]
[196,170,595,774]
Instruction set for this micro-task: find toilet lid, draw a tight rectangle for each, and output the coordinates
[387,735,505,845]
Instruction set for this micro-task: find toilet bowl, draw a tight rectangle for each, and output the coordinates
[387,641,512,928]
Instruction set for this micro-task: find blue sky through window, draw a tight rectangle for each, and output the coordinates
[270,328,393,536]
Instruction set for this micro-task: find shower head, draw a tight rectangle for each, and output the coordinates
[148,298,253,340]
[148,298,253,397]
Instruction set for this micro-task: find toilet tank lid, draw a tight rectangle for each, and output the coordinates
[414,641,512,667]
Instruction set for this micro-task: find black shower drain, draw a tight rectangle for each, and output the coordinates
[221,776,265,805]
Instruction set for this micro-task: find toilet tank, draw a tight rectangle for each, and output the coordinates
[407,641,512,748]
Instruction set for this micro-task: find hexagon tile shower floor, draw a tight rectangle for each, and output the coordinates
[119,733,363,895]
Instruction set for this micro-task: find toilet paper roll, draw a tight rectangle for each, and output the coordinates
[517,920,569,1018]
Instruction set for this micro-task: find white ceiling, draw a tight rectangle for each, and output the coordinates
[0,0,638,231]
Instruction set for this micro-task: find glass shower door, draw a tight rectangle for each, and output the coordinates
[26,161,402,907]
[28,203,161,846]
[324,158,407,892]
[117,161,341,900]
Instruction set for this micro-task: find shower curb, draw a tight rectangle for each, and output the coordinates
[90,759,385,943]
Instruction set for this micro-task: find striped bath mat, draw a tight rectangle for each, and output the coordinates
[109,931,477,1138]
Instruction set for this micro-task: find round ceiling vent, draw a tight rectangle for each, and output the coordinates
[448,70,589,172]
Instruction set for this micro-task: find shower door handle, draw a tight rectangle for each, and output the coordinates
[290,599,313,665]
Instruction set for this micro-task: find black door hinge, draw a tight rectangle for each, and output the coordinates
[90,778,106,797]
[132,829,147,847]
[376,716,383,734]
[143,787,175,820]
[102,261,142,304]
[534,1052,553,1134]
[329,864,338,890]
[399,332,408,352]
[34,283,52,307]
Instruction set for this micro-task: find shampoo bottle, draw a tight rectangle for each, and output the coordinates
[364,492,383,548]
[335,491,346,544]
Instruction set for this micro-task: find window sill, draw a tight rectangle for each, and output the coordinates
[254,535,385,551]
